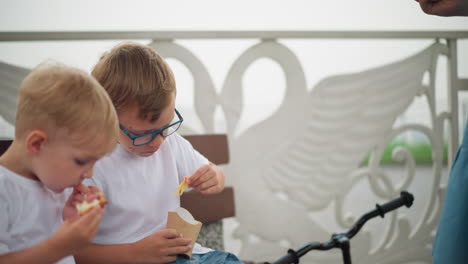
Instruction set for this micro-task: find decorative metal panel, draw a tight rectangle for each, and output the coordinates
[0,38,453,264]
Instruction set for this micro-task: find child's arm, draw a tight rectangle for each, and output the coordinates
[0,208,103,264]
[74,228,192,264]
[0,236,70,264]
[186,162,225,195]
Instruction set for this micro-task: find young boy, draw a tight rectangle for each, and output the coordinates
[74,42,242,264]
[0,62,119,263]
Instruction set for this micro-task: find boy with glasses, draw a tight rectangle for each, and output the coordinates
[75,42,242,264]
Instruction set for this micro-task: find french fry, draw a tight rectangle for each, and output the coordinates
[174,177,189,196]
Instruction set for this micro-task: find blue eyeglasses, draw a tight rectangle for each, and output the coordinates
[119,109,183,146]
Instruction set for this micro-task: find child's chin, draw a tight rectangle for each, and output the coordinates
[48,186,65,193]
[137,151,156,157]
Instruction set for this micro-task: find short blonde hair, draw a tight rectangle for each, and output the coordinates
[15,62,118,155]
[92,42,176,122]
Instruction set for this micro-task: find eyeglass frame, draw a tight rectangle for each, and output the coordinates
[119,109,184,146]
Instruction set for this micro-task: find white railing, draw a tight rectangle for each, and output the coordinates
[1,30,467,159]
[1,30,468,40]
[1,31,467,263]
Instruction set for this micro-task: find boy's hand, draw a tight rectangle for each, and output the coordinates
[132,229,192,263]
[50,207,104,255]
[63,184,104,220]
[186,163,225,195]
[63,184,87,220]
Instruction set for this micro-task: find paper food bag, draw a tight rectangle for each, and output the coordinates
[166,207,202,258]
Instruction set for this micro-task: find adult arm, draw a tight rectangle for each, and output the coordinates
[416,0,468,16]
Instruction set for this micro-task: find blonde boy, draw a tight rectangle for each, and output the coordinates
[75,42,242,264]
[0,62,118,263]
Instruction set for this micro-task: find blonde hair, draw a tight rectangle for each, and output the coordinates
[15,62,119,155]
[92,42,176,122]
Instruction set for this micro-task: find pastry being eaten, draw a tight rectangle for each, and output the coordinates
[76,191,108,216]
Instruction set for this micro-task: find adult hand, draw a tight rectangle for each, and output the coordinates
[416,0,468,16]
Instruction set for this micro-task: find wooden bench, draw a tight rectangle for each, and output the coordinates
[180,134,235,251]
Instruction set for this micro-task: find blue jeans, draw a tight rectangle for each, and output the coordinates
[168,251,243,264]
[432,123,468,263]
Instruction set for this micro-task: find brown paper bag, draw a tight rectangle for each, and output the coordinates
[166,207,202,258]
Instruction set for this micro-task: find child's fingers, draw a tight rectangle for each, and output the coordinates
[65,213,80,222]
[85,193,99,202]
[65,192,82,209]
[72,193,85,203]
[74,184,89,194]
[187,164,210,186]
[189,164,210,181]
[190,171,217,190]
[164,245,192,256]
[195,179,217,192]
[71,188,81,196]
[65,192,76,204]
[166,237,192,248]
[88,185,101,194]
[160,228,180,239]
[76,207,103,226]
[191,178,214,191]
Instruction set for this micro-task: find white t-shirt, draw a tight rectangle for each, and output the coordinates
[85,133,212,254]
[0,166,75,264]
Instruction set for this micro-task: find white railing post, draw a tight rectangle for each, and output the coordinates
[446,39,460,166]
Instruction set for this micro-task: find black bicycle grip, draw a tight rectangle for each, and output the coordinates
[270,249,299,264]
[375,191,414,218]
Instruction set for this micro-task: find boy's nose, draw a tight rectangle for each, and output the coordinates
[83,169,93,179]
[148,134,164,149]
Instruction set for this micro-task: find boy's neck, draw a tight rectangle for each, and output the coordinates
[0,141,38,181]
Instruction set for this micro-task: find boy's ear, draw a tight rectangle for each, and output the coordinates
[25,130,48,155]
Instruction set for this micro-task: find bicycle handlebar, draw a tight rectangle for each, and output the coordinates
[345,191,414,239]
[377,190,414,215]
[268,191,415,264]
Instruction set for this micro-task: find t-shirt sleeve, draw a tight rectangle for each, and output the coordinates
[172,133,209,182]
[0,194,11,254]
